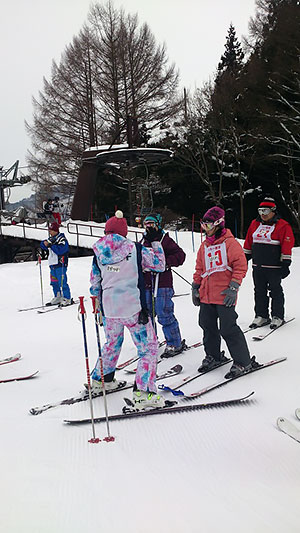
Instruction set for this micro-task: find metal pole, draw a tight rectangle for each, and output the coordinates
[171,268,192,287]
[91,296,115,442]
[38,254,45,308]
[78,296,101,444]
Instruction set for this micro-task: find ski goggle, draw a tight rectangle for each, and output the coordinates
[258,207,272,215]
[143,220,157,228]
[200,216,224,230]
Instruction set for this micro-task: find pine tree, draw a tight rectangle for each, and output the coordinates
[216,23,244,83]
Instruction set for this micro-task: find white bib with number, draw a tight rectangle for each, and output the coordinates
[202,242,231,277]
[252,223,279,245]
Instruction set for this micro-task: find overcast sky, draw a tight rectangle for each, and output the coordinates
[0,0,256,172]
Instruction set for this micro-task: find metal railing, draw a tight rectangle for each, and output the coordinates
[67,221,144,247]
[0,213,48,239]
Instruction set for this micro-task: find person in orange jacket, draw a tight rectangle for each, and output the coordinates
[244,197,294,329]
[192,206,257,379]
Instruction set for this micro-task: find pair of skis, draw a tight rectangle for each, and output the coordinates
[18,299,78,314]
[29,364,183,415]
[250,317,295,341]
[277,409,300,444]
[0,354,38,383]
[159,357,287,399]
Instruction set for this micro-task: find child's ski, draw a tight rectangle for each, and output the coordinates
[0,354,21,366]
[18,304,58,312]
[0,371,39,383]
[29,365,182,416]
[37,299,79,313]
[63,392,255,425]
[277,417,300,444]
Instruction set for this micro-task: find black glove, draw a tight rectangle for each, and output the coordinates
[221,281,239,307]
[192,282,200,306]
[145,227,162,243]
[138,308,149,324]
[281,265,290,279]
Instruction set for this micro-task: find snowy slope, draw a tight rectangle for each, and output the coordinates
[0,233,299,533]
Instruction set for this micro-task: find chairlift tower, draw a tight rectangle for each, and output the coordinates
[0,161,31,210]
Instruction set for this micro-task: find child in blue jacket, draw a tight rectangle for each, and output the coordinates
[40,222,72,306]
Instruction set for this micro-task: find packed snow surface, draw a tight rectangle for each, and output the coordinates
[0,230,299,533]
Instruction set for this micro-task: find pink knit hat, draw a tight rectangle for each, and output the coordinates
[105,210,128,237]
[202,206,225,228]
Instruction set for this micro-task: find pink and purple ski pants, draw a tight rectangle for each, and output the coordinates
[91,312,158,392]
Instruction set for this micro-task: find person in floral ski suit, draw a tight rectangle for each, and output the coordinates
[192,206,258,379]
[90,210,167,409]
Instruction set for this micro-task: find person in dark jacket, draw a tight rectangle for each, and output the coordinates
[244,197,295,329]
[142,214,186,357]
[40,221,72,306]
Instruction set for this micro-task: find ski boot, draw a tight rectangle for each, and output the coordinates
[224,356,260,379]
[270,317,284,329]
[198,351,229,373]
[249,316,270,329]
[46,295,61,306]
[131,390,166,410]
[161,339,187,358]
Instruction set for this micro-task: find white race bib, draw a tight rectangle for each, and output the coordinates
[48,248,58,266]
[203,242,231,277]
[252,224,279,244]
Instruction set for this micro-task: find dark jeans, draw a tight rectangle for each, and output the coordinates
[252,267,284,319]
[199,303,250,367]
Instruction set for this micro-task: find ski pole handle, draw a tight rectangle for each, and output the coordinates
[78,296,87,322]
[78,296,85,314]
[90,296,103,325]
[91,295,98,314]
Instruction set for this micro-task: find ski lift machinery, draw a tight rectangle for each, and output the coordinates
[71,146,174,224]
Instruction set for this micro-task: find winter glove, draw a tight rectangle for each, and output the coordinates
[138,308,149,325]
[281,265,290,279]
[221,281,240,307]
[192,282,200,307]
[145,227,163,243]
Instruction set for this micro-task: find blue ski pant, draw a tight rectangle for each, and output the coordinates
[145,287,182,348]
[50,266,71,299]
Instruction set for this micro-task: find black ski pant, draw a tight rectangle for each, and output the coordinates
[252,267,284,320]
[199,303,251,367]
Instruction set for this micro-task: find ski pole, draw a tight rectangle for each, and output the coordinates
[151,273,157,334]
[37,253,45,308]
[60,257,65,304]
[171,269,192,287]
[78,296,101,444]
[191,214,195,253]
[91,296,115,442]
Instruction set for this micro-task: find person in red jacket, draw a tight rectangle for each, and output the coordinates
[192,206,257,379]
[244,197,295,329]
